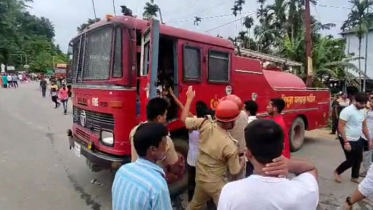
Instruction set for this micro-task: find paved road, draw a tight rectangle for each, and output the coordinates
[0,82,113,210]
[0,82,371,210]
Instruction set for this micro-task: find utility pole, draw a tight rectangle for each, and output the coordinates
[91,0,97,19]
[305,0,313,87]
[112,0,116,16]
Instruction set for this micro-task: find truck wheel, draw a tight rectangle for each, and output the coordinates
[290,117,305,152]
[165,139,189,197]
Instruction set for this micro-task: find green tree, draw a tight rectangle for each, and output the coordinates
[143,1,159,20]
[77,18,101,33]
[243,16,254,48]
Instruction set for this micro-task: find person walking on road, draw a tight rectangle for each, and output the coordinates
[267,98,291,159]
[7,74,12,88]
[40,78,47,98]
[334,93,371,183]
[50,82,60,108]
[360,93,373,177]
[12,74,18,88]
[2,74,8,88]
[58,84,69,115]
[112,122,173,210]
[218,119,319,210]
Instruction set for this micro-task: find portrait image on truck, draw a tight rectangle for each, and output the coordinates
[66,15,330,196]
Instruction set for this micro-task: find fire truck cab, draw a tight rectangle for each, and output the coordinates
[67,16,330,196]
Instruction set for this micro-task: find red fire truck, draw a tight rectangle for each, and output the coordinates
[66,16,330,196]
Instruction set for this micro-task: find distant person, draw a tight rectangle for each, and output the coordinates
[40,78,47,98]
[112,122,173,210]
[218,119,319,210]
[7,74,12,87]
[18,74,23,83]
[50,82,60,108]
[58,84,69,115]
[12,74,18,88]
[331,93,340,135]
[334,93,370,183]
[267,98,291,159]
[2,74,8,88]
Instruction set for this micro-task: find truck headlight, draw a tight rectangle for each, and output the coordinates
[101,131,114,146]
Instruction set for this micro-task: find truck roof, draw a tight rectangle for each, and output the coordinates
[56,64,67,68]
[73,16,234,49]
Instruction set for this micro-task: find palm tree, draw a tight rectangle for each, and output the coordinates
[143,1,159,20]
[231,4,239,33]
[194,16,201,26]
[243,16,254,48]
[341,0,373,91]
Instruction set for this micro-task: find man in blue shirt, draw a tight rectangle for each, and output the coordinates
[112,122,172,210]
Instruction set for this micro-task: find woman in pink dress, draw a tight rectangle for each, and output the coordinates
[58,83,69,115]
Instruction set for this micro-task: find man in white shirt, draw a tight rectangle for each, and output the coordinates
[7,74,12,87]
[334,93,371,183]
[218,119,319,210]
[244,100,258,124]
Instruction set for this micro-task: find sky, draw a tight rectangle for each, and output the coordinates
[28,0,353,53]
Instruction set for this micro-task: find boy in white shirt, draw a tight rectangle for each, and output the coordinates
[218,119,319,210]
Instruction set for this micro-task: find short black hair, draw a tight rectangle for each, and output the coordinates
[196,101,211,118]
[244,119,284,164]
[355,92,368,103]
[133,122,168,157]
[244,100,258,116]
[146,98,169,121]
[270,98,286,113]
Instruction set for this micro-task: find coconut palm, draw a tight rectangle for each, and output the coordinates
[143,1,159,20]
[193,16,201,26]
[341,0,373,90]
[243,16,254,48]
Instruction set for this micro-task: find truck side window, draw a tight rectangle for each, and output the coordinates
[183,46,201,81]
[208,50,230,83]
[113,27,122,78]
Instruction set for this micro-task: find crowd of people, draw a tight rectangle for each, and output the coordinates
[39,76,70,115]
[112,86,320,210]
[0,73,27,88]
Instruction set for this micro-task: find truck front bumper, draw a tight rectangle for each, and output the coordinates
[67,129,130,170]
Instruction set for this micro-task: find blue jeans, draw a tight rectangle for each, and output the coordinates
[61,99,68,113]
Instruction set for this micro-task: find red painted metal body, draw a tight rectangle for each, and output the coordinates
[70,16,330,159]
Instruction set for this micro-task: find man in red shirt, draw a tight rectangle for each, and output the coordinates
[266,98,291,159]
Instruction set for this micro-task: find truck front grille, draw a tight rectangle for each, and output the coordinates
[73,106,114,133]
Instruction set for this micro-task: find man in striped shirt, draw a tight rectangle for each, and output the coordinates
[112,122,173,210]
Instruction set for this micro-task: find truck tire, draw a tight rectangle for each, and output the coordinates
[289,117,305,152]
[167,139,189,197]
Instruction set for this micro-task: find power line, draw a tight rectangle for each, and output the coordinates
[162,0,203,17]
[168,12,251,24]
[205,12,255,32]
[170,0,228,22]
[317,4,352,10]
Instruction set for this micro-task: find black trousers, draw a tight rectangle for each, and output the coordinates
[51,95,60,107]
[336,136,364,179]
[188,165,196,202]
[41,88,46,97]
[331,118,338,134]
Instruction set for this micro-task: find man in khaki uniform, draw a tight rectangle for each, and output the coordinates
[180,86,246,209]
[130,98,178,167]
[221,95,248,180]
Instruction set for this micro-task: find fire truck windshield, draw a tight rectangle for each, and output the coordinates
[71,26,117,82]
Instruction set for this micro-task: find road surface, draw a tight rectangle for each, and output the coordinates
[0,82,371,210]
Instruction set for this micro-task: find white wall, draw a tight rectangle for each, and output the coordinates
[344,30,373,78]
